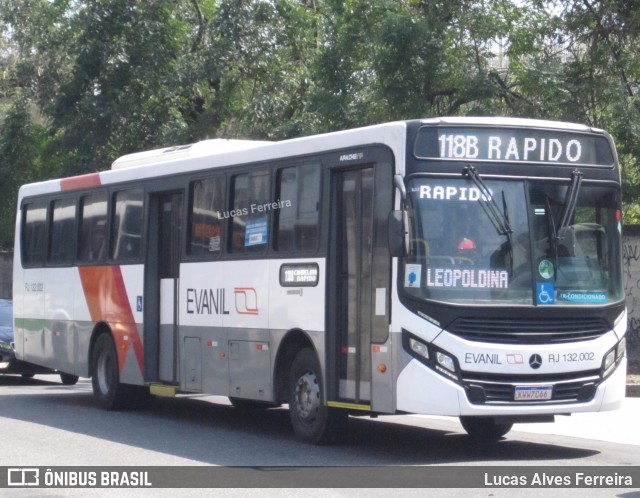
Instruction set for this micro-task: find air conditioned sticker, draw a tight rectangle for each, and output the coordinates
[404,264,422,288]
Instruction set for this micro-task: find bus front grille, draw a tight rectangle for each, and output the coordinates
[461,370,601,405]
[448,317,609,344]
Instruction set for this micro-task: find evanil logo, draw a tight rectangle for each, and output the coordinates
[340,152,364,161]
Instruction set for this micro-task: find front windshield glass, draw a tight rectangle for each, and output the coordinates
[403,177,622,306]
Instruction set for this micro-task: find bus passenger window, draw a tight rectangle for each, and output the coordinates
[49,197,76,265]
[230,170,271,253]
[22,201,47,266]
[111,189,143,261]
[78,192,108,262]
[189,176,225,257]
[275,163,320,252]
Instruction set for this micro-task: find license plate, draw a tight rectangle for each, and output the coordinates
[514,385,553,401]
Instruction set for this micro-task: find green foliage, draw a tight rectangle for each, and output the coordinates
[0,91,63,248]
[2,0,640,246]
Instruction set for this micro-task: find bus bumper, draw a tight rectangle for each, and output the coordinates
[396,356,627,417]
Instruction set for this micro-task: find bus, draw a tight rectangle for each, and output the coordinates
[12,117,627,443]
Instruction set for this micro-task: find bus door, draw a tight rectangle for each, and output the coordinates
[330,161,392,411]
[144,191,182,385]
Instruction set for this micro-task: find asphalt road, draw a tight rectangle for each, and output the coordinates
[0,374,638,497]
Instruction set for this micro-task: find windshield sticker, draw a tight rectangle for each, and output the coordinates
[557,291,607,303]
[536,282,555,305]
[245,218,268,246]
[209,235,221,252]
[405,264,422,288]
[538,259,554,279]
[426,268,508,289]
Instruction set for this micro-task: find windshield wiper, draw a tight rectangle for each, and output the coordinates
[546,195,559,280]
[556,169,583,239]
[545,169,582,280]
[462,165,513,236]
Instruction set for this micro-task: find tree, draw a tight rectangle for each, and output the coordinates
[0,92,60,248]
[502,0,640,220]
[3,0,640,252]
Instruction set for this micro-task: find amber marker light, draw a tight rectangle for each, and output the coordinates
[377,364,387,373]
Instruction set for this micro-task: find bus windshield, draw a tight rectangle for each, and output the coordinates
[403,176,623,306]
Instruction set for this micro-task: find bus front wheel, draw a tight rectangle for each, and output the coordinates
[60,372,79,385]
[288,348,346,444]
[91,333,130,410]
[459,416,513,440]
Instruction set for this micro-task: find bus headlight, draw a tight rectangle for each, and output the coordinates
[603,349,616,371]
[617,337,626,360]
[403,330,460,383]
[436,351,455,372]
[409,337,429,360]
[602,337,626,379]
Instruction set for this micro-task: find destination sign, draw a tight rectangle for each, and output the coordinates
[279,262,320,287]
[414,126,614,167]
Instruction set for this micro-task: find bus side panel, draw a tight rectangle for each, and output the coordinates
[72,267,94,377]
[12,212,26,361]
[43,267,77,374]
[73,264,145,384]
[268,259,325,333]
[116,265,145,385]
[180,260,270,396]
[178,259,325,399]
[20,267,45,365]
[220,261,270,331]
[180,262,227,394]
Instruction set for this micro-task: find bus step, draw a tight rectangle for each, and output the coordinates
[149,384,177,397]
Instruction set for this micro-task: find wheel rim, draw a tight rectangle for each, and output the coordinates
[293,370,320,423]
[97,348,113,395]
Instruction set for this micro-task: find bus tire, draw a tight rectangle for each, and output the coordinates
[91,333,130,410]
[459,416,513,440]
[288,348,347,445]
[229,397,280,411]
[60,372,79,385]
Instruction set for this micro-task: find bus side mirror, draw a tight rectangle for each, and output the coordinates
[389,210,408,257]
[390,174,409,257]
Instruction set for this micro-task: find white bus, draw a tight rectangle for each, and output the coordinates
[13,117,627,443]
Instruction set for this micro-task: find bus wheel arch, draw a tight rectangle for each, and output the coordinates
[274,330,348,444]
[273,329,314,404]
[287,347,347,444]
[89,325,130,410]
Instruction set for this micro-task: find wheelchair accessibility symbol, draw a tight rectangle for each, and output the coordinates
[536,282,555,305]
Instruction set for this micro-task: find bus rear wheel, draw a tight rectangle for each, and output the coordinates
[91,333,131,410]
[459,416,513,440]
[288,348,346,445]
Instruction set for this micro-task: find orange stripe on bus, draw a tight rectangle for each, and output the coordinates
[79,266,144,377]
[60,172,102,191]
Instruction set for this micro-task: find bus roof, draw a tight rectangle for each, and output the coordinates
[417,116,607,135]
[18,121,409,198]
[111,139,270,170]
[18,117,613,199]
